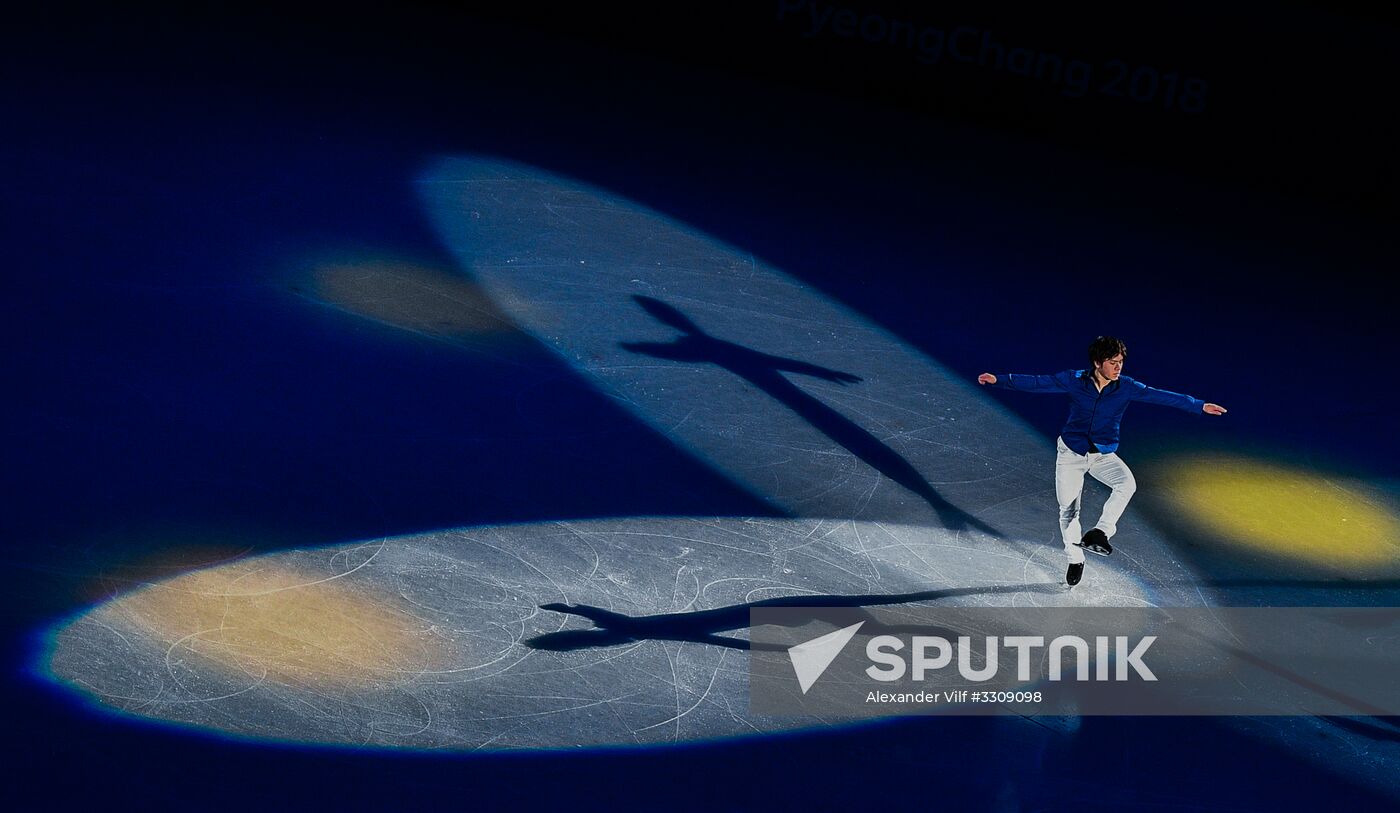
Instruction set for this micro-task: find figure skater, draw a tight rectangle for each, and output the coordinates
[978,336,1226,586]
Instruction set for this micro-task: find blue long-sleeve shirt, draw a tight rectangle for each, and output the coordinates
[992,370,1204,454]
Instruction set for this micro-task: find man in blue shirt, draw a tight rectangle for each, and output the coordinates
[978,336,1227,587]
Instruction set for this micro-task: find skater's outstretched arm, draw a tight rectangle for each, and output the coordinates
[1128,379,1227,415]
[977,372,1073,393]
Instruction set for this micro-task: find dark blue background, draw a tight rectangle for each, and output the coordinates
[6,3,1397,809]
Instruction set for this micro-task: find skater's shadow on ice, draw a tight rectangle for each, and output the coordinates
[526,582,1058,652]
[1321,716,1400,743]
[620,296,1000,537]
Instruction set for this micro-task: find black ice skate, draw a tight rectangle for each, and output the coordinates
[1066,562,1084,586]
[1076,528,1113,556]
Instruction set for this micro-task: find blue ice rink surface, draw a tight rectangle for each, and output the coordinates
[7,5,1398,810]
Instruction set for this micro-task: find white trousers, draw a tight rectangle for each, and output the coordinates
[1055,436,1137,564]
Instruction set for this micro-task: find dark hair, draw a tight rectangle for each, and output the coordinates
[1088,336,1127,367]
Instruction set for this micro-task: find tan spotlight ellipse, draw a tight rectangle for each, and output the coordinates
[101,561,450,690]
[310,258,514,336]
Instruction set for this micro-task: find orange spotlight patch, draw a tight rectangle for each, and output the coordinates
[97,562,448,689]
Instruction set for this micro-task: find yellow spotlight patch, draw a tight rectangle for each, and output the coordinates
[97,561,447,689]
[1160,455,1400,569]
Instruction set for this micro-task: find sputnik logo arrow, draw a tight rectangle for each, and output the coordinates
[787,621,865,694]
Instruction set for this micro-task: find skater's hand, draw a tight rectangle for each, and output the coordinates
[978,373,997,385]
[1203,403,1227,415]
